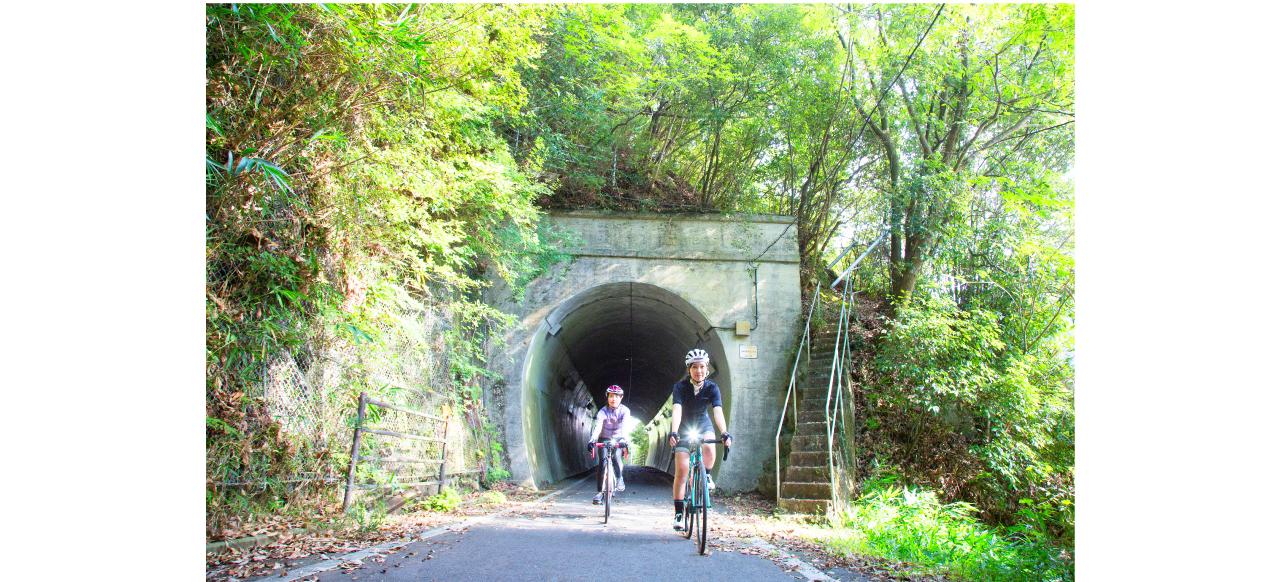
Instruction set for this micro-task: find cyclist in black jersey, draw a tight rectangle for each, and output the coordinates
[667,349,732,531]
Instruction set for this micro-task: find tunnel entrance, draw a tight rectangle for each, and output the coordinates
[519,282,731,487]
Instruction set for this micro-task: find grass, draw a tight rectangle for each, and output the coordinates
[818,484,1073,582]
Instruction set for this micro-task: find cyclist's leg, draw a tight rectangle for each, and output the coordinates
[596,442,608,491]
[672,450,690,500]
[694,428,717,489]
[701,431,717,471]
[593,440,607,504]
[693,416,716,472]
[672,438,693,529]
[611,445,625,492]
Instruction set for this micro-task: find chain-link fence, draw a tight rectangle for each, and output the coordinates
[206,179,490,503]
[214,294,486,500]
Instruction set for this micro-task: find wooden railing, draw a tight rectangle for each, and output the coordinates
[343,392,451,511]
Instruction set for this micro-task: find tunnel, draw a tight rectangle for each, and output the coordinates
[519,282,731,487]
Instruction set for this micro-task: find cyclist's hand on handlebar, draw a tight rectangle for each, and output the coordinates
[668,432,679,447]
[721,431,733,448]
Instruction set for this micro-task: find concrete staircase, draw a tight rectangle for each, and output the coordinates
[778,328,840,515]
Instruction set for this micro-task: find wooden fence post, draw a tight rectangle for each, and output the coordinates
[342,392,367,511]
[437,418,450,495]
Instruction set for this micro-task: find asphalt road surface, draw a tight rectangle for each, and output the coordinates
[281,466,843,582]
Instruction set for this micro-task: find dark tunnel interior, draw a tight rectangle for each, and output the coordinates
[521,281,731,485]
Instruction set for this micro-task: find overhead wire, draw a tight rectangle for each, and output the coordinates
[751,4,946,266]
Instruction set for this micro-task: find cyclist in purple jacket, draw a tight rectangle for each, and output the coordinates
[588,385,638,505]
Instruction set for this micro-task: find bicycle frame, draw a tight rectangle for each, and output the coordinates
[671,433,729,554]
[591,438,628,524]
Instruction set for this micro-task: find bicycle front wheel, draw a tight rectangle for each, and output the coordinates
[698,470,709,554]
[604,464,613,524]
[683,468,695,539]
[690,463,705,542]
[695,465,708,554]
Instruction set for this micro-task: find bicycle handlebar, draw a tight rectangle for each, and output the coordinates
[667,437,731,460]
[591,440,629,459]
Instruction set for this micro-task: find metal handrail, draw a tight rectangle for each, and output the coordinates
[775,287,821,503]
[825,278,852,508]
[831,230,889,289]
[775,231,887,509]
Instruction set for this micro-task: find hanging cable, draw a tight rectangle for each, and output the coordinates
[749,6,944,270]
[849,4,945,143]
[628,282,634,392]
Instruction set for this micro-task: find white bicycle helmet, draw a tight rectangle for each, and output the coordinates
[685,349,709,366]
[606,385,624,395]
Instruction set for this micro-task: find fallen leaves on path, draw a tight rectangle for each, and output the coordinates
[206,482,547,582]
[210,484,960,582]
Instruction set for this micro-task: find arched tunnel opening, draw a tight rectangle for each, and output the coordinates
[519,282,731,487]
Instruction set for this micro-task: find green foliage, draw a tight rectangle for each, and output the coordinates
[206,3,560,535]
[203,3,1075,554]
[480,490,507,506]
[510,4,846,215]
[826,479,1072,581]
[870,292,1074,543]
[346,501,389,534]
[486,466,511,482]
[626,423,650,465]
[474,421,511,484]
[426,487,463,512]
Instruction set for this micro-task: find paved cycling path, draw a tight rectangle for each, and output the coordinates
[279,467,843,582]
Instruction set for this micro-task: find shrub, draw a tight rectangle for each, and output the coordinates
[826,480,1072,582]
[426,487,463,512]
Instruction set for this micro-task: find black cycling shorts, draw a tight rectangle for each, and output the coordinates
[672,416,714,453]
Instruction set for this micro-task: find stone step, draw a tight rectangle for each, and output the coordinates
[800,387,830,399]
[803,378,834,390]
[781,481,832,499]
[798,381,839,393]
[778,498,829,515]
[800,398,828,412]
[798,410,827,424]
[785,465,830,483]
[789,434,829,452]
[788,451,828,467]
[795,421,826,437]
[799,390,834,405]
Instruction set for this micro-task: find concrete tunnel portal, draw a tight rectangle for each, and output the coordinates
[489,210,802,491]
[520,282,730,486]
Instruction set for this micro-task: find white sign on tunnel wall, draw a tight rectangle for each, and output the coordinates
[739,345,757,359]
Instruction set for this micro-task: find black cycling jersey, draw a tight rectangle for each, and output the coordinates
[672,378,722,432]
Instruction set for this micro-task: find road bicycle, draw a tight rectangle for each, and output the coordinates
[591,438,628,524]
[672,433,729,554]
